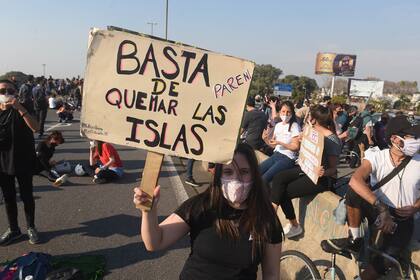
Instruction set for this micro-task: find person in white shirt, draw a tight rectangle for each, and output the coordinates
[48,93,57,109]
[324,115,420,279]
[259,101,301,183]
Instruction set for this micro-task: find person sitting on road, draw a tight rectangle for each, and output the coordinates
[271,105,341,239]
[260,100,301,183]
[323,116,420,279]
[48,93,58,109]
[89,140,123,184]
[34,130,68,187]
[56,102,73,123]
[134,143,283,280]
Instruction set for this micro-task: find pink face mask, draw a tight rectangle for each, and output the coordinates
[221,179,253,204]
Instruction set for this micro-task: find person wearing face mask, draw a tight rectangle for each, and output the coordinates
[271,105,341,238]
[260,101,301,183]
[134,143,283,280]
[34,130,68,186]
[324,115,420,279]
[0,80,40,246]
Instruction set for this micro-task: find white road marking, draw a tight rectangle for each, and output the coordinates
[45,122,72,132]
[164,155,189,204]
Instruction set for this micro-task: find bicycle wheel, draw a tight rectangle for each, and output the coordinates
[280,250,321,280]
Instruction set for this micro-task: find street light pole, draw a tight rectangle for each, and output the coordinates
[165,0,168,39]
[147,22,158,36]
[42,64,46,77]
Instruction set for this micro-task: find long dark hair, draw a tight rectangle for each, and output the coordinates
[201,143,282,259]
[45,130,64,144]
[279,100,297,132]
[310,105,336,134]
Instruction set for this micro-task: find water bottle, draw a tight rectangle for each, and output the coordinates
[25,276,34,280]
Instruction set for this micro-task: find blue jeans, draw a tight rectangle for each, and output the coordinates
[259,152,295,183]
[186,159,195,179]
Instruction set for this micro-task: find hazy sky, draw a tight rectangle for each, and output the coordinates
[1,0,419,86]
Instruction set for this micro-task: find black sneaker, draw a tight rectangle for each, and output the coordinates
[0,228,23,246]
[27,227,40,244]
[324,236,363,255]
[185,178,199,187]
[93,176,106,184]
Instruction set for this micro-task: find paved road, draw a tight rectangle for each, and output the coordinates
[0,109,207,279]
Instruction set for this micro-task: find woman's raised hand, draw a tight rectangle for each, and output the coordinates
[133,185,161,210]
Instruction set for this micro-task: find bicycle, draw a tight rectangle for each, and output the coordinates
[280,250,321,280]
[320,229,418,280]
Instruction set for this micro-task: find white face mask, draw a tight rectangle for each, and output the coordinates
[396,136,420,156]
[221,178,253,205]
[0,94,12,104]
[280,114,291,123]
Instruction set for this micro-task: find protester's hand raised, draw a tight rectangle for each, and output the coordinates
[133,185,160,210]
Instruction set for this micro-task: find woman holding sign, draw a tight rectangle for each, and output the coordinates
[134,143,283,280]
[271,105,341,239]
[260,100,301,183]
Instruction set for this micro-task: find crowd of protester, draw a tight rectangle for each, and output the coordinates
[1,72,419,279]
[135,90,418,279]
[14,75,83,138]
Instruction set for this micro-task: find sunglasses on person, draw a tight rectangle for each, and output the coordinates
[0,88,16,95]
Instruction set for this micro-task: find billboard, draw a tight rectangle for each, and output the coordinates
[81,27,255,164]
[315,52,357,77]
[349,79,384,98]
[273,83,293,97]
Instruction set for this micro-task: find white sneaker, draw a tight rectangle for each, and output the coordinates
[284,224,303,239]
[53,174,68,187]
[282,223,293,235]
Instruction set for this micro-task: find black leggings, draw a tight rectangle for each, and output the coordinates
[96,169,119,182]
[0,172,35,231]
[271,167,332,220]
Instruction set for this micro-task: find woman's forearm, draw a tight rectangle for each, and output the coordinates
[18,108,39,132]
[141,208,163,251]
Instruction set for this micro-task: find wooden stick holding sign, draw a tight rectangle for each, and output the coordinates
[136,152,164,211]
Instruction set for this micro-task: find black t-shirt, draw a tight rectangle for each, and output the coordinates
[35,141,55,172]
[0,107,36,175]
[242,109,267,149]
[174,193,282,280]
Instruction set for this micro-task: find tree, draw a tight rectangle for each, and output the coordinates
[280,75,318,101]
[370,98,392,112]
[393,94,411,110]
[331,95,347,104]
[248,64,283,96]
[0,71,28,83]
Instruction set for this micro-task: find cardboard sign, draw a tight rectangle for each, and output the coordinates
[298,126,324,184]
[81,28,255,163]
